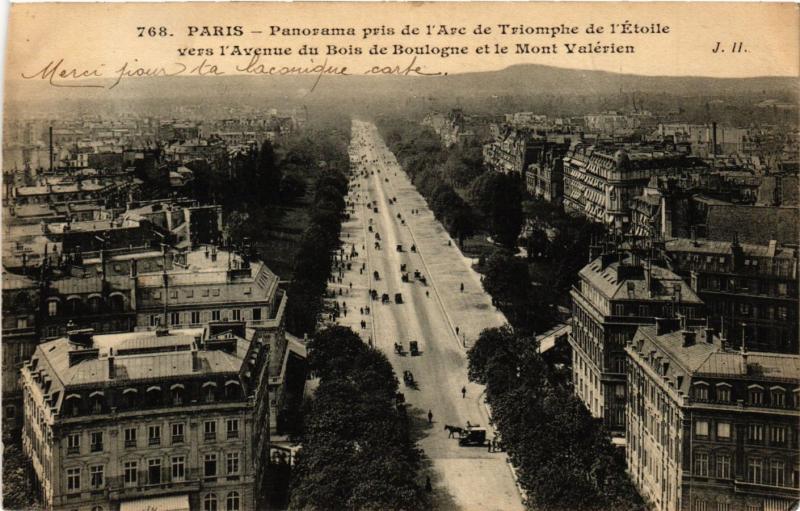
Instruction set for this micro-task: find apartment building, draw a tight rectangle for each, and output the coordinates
[21,324,273,511]
[665,237,798,354]
[570,251,704,436]
[626,321,800,511]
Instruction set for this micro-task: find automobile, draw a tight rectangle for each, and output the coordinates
[373,270,380,281]
[381,293,390,304]
[409,340,419,356]
[394,293,403,304]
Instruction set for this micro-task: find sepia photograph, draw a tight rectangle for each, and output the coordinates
[1,2,798,510]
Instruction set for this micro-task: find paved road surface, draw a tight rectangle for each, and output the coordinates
[326,121,522,511]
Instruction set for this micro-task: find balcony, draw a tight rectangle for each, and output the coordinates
[172,435,184,444]
[734,479,800,498]
[148,437,161,447]
[67,446,80,455]
[90,443,103,453]
[227,430,239,440]
[125,440,136,448]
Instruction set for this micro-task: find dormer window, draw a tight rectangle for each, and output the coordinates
[693,382,709,401]
[203,382,217,403]
[771,387,785,407]
[748,385,764,405]
[716,383,731,403]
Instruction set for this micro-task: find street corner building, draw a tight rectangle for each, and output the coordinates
[20,322,275,511]
[626,321,800,511]
[569,249,705,438]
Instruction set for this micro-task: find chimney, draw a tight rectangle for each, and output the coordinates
[711,122,717,159]
[681,330,696,347]
[191,349,200,372]
[49,126,54,172]
[108,349,116,379]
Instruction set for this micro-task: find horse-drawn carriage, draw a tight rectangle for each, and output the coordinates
[402,370,414,386]
[396,244,403,252]
[373,270,380,281]
[394,342,404,355]
[400,263,407,272]
[459,427,487,447]
[381,293,390,304]
[401,272,409,283]
[375,232,381,241]
[410,244,416,252]
[409,340,419,356]
[394,293,403,304]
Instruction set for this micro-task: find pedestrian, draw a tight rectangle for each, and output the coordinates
[425,290,429,297]
[455,326,459,336]
[360,307,364,315]
[425,476,432,493]
[427,410,433,424]
[461,386,466,399]
[349,282,352,289]
[488,438,493,452]
[460,282,464,292]
[361,320,366,329]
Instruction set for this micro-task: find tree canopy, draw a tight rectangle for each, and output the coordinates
[467,327,645,511]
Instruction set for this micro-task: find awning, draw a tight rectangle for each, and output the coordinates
[120,494,190,511]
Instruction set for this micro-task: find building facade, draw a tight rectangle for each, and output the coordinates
[570,252,704,436]
[626,322,800,511]
[563,144,707,232]
[665,237,798,354]
[21,323,276,511]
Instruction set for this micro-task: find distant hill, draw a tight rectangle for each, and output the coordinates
[5,63,797,113]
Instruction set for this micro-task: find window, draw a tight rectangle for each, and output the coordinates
[48,301,57,317]
[16,317,28,329]
[204,420,217,441]
[203,289,209,297]
[747,458,763,484]
[67,433,80,454]
[717,385,731,403]
[172,388,183,406]
[226,419,239,439]
[90,431,104,452]
[123,461,137,486]
[90,465,104,488]
[252,308,261,321]
[694,452,709,477]
[191,311,201,325]
[778,282,788,296]
[749,387,763,405]
[212,310,221,321]
[226,492,240,511]
[204,493,218,511]
[148,458,161,485]
[232,309,241,321]
[150,315,160,327]
[124,427,137,448]
[204,454,217,478]
[170,290,178,299]
[772,388,786,407]
[694,384,709,401]
[695,420,709,437]
[66,467,81,492]
[212,289,220,297]
[205,385,216,403]
[778,306,788,320]
[170,312,180,326]
[716,454,731,479]
[148,425,161,446]
[770,460,785,486]
[226,452,240,475]
[171,456,185,482]
[770,426,786,445]
[614,304,625,316]
[748,424,764,443]
[171,423,185,443]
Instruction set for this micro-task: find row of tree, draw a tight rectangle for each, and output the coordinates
[290,326,427,510]
[467,326,645,511]
[284,166,350,336]
[379,120,478,245]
